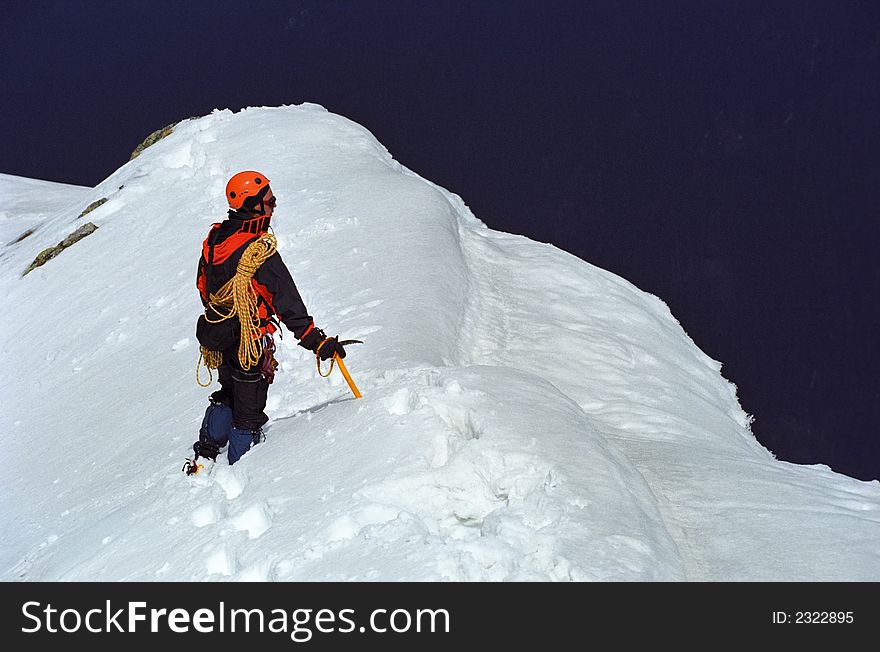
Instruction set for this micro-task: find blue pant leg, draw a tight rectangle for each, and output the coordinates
[228,426,261,465]
[200,401,233,448]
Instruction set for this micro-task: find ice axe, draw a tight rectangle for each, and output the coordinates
[316,338,364,399]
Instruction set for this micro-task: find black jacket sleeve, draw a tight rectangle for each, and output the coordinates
[255,252,314,339]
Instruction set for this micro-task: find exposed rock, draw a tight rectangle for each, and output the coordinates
[22,222,98,277]
[8,228,36,246]
[78,198,107,218]
[129,123,177,160]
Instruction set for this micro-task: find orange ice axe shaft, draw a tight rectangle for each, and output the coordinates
[315,338,364,398]
[334,353,362,399]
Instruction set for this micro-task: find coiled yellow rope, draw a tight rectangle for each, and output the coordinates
[196,233,277,386]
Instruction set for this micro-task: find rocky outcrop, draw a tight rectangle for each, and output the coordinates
[77,198,107,218]
[130,123,177,159]
[22,222,98,277]
[8,228,36,245]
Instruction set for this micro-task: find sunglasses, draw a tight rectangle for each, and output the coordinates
[255,184,277,208]
[258,185,277,207]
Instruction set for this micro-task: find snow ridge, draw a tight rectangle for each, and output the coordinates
[1,105,878,581]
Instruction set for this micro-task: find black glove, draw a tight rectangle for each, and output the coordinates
[298,327,346,360]
[316,336,346,360]
[298,327,326,353]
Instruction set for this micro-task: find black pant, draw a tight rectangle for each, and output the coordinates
[210,347,270,432]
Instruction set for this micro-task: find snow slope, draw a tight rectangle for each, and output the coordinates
[0,173,91,251]
[1,105,878,581]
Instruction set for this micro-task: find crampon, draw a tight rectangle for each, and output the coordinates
[182,457,204,476]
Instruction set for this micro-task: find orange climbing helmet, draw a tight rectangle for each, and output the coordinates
[225,171,270,210]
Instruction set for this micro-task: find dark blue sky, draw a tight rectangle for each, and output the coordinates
[2,1,878,480]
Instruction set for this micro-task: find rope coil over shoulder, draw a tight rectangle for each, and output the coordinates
[197,233,277,387]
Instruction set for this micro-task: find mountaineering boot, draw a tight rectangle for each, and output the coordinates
[184,398,234,473]
[192,434,221,462]
[228,426,263,465]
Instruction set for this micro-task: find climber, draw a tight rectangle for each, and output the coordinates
[190,170,346,468]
